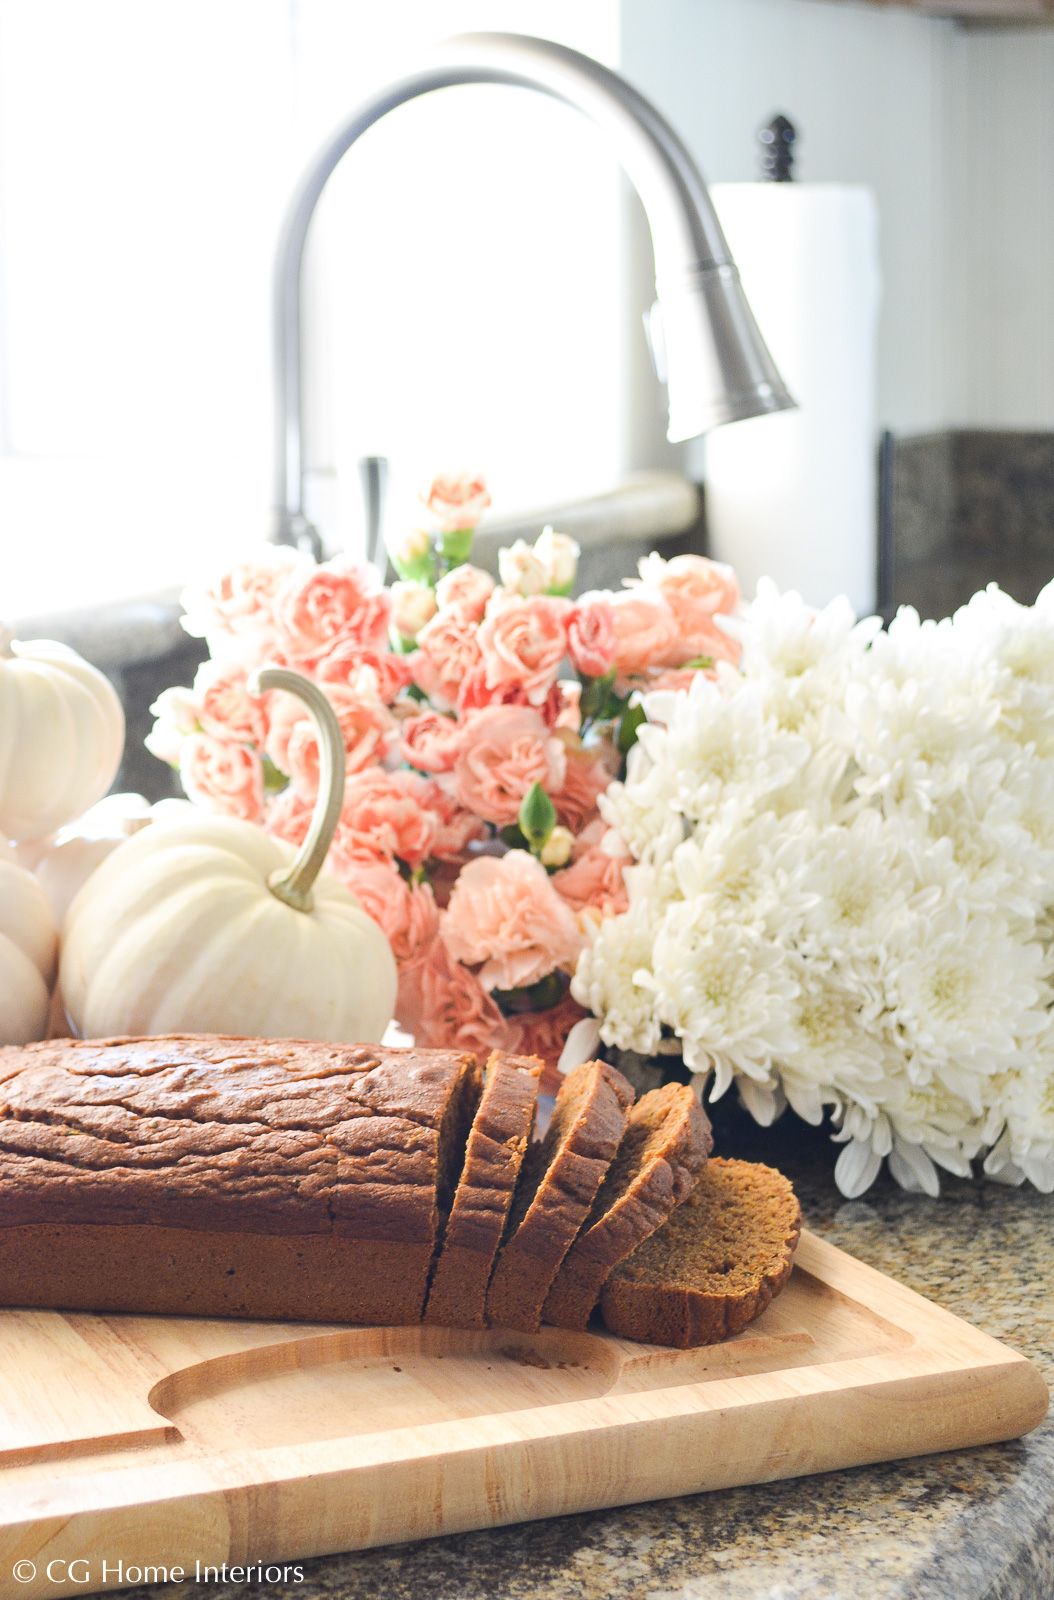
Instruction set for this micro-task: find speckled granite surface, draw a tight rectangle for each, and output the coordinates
[134,1113,1054,1600]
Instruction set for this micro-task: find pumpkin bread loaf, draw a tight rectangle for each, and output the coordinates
[0,1034,481,1324]
[424,1050,542,1328]
[598,1158,801,1348]
[542,1082,713,1331]
[485,1059,634,1333]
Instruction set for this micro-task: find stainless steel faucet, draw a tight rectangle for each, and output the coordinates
[271,31,794,552]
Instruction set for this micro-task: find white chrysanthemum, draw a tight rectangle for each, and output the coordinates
[777,960,888,1120]
[599,741,683,866]
[798,809,912,964]
[845,675,1004,820]
[647,911,799,1094]
[667,809,819,940]
[571,894,663,1057]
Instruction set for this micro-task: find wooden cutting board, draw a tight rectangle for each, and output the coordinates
[0,1230,1046,1599]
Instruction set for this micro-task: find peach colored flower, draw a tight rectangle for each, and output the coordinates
[274,558,392,666]
[611,590,681,680]
[441,850,585,993]
[390,581,438,640]
[334,856,440,967]
[412,610,483,710]
[554,680,582,731]
[645,664,718,696]
[180,547,309,668]
[417,779,486,860]
[179,734,264,824]
[476,594,571,707]
[193,659,270,748]
[550,733,612,833]
[337,768,437,868]
[640,552,739,632]
[435,562,495,622]
[265,684,395,795]
[315,642,413,705]
[567,596,617,679]
[396,936,519,1057]
[265,785,314,848]
[421,471,491,533]
[552,822,631,922]
[456,663,561,722]
[452,705,566,827]
[511,991,591,1095]
[401,711,465,774]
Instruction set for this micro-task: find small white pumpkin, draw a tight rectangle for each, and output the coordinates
[61,669,396,1043]
[0,630,125,842]
[0,854,58,1045]
[33,793,155,924]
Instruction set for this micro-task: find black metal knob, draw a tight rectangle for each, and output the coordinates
[758,114,796,182]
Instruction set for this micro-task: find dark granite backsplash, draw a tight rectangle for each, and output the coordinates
[884,428,1054,620]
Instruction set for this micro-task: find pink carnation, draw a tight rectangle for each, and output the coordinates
[401,710,465,774]
[511,991,591,1095]
[265,785,314,848]
[179,734,264,824]
[476,594,571,707]
[180,547,308,668]
[611,591,681,681]
[421,471,491,533]
[337,768,437,868]
[193,660,270,748]
[315,642,413,705]
[412,610,483,710]
[644,552,738,628]
[417,779,486,860]
[265,684,395,795]
[452,705,566,827]
[551,822,631,921]
[274,558,392,667]
[334,856,440,967]
[441,850,585,993]
[567,596,617,679]
[550,734,612,833]
[396,936,518,1057]
[435,562,495,622]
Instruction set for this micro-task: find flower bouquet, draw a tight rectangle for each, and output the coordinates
[148,472,741,1089]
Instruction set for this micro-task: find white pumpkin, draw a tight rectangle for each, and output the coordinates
[0,631,125,842]
[33,793,155,924]
[61,670,396,1043]
[0,855,58,1045]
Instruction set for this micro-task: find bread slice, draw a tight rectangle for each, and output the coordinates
[485,1059,634,1333]
[541,1082,713,1331]
[598,1158,801,1348]
[424,1050,542,1328]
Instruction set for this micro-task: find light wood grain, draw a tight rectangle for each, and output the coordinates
[0,1230,1046,1599]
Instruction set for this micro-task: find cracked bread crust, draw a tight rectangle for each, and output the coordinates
[541,1082,713,1331]
[485,1059,634,1333]
[0,1035,481,1323]
[424,1050,542,1329]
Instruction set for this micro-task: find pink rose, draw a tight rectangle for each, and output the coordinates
[435,562,496,622]
[550,733,612,833]
[417,778,486,860]
[274,558,392,667]
[412,610,483,710]
[315,642,413,705]
[179,734,264,824]
[193,660,270,748]
[511,991,591,1095]
[265,684,395,795]
[452,705,566,827]
[476,594,571,707]
[396,936,519,1057]
[401,711,465,774]
[333,856,440,967]
[611,591,681,680]
[180,547,309,668]
[337,768,437,868]
[567,596,617,679]
[552,823,631,921]
[421,471,491,533]
[441,850,585,993]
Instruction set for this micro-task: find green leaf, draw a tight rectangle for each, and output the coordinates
[682,654,715,671]
[616,700,647,755]
[492,971,566,1016]
[500,823,529,850]
[518,781,557,848]
[438,527,474,568]
[578,669,617,721]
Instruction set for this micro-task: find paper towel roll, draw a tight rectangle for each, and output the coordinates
[701,184,881,615]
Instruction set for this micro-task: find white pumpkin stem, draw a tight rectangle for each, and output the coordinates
[246,667,345,914]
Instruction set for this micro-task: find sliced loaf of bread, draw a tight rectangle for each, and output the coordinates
[485,1059,634,1333]
[541,1081,712,1331]
[424,1050,542,1328]
[598,1158,801,1348]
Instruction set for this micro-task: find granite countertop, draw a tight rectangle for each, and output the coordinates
[136,1114,1054,1600]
